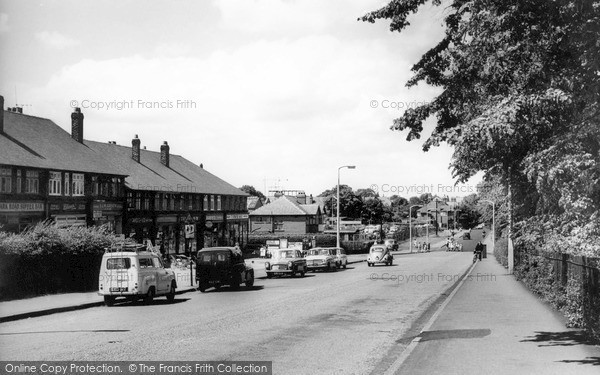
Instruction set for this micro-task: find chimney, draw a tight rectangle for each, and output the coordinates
[132,134,141,163]
[200,163,203,169]
[0,96,4,133]
[160,141,170,167]
[16,107,22,114]
[71,108,84,143]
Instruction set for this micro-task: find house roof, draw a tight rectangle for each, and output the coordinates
[418,200,452,214]
[250,195,313,216]
[85,140,247,196]
[247,196,263,210]
[300,203,320,215]
[0,110,126,176]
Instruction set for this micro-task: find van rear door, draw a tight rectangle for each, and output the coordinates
[105,256,131,293]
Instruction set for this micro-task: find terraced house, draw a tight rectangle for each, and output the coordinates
[0,96,127,232]
[86,135,249,254]
[0,96,249,253]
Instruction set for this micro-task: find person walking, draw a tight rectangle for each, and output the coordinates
[474,241,484,261]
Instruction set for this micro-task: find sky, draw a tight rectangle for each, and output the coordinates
[0,0,482,199]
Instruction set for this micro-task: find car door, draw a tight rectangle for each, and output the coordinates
[152,256,170,293]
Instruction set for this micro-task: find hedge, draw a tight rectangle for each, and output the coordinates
[0,222,130,301]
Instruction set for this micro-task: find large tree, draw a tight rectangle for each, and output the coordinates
[361,0,600,256]
[239,185,266,201]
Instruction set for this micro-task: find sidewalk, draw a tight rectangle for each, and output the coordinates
[393,256,600,374]
[0,267,198,323]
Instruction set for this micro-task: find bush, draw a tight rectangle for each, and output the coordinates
[0,222,129,301]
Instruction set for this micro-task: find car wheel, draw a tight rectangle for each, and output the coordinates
[343,262,347,269]
[300,271,305,277]
[214,284,221,291]
[199,283,208,293]
[166,282,176,302]
[331,262,337,272]
[267,273,273,279]
[245,276,254,288]
[144,287,155,305]
[231,282,240,290]
[103,296,115,306]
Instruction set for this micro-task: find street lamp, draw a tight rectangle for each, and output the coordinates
[482,200,495,254]
[337,165,356,248]
[409,205,421,253]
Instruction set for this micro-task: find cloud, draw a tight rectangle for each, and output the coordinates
[0,13,9,33]
[35,31,80,50]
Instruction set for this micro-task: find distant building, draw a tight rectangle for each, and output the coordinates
[417,197,454,229]
[249,195,323,234]
[0,97,127,233]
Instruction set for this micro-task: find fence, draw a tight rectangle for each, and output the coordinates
[542,252,600,341]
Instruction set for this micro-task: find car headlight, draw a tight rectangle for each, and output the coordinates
[287,261,293,269]
[265,262,271,270]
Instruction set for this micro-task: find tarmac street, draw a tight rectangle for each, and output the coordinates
[0,249,472,374]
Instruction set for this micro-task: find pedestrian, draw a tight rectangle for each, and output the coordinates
[475,241,484,261]
[427,242,431,252]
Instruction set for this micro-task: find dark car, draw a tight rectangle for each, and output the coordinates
[196,247,254,292]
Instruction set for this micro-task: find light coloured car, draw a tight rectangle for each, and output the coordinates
[305,248,338,272]
[265,249,307,278]
[332,247,348,269]
[367,244,393,267]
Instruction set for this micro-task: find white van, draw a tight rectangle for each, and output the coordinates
[98,244,177,306]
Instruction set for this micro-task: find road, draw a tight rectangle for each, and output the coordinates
[0,250,473,374]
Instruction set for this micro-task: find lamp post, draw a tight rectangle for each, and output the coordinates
[409,205,420,253]
[482,200,495,254]
[337,165,355,248]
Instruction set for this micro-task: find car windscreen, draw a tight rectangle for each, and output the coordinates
[198,252,229,263]
[106,258,131,270]
[307,250,319,256]
[371,248,384,253]
[319,249,332,256]
[273,251,294,259]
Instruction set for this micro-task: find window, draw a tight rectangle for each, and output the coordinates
[139,258,154,268]
[0,168,12,193]
[25,170,39,194]
[142,193,150,210]
[274,221,284,232]
[217,196,222,211]
[210,195,215,211]
[16,170,21,193]
[135,192,141,210]
[106,258,131,270]
[155,193,162,211]
[72,173,84,196]
[111,178,119,197]
[203,195,208,211]
[64,173,70,196]
[49,171,62,196]
[91,176,99,196]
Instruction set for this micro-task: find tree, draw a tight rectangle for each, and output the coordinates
[361,0,600,256]
[456,194,481,230]
[239,185,266,201]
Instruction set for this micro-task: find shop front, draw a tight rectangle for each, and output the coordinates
[155,215,178,255]
[92,200,124,234]
[225,213,249,248]
[0,201,46,232]
[127,216,155,245]
[204,213,225,248]
[49,200,87,228]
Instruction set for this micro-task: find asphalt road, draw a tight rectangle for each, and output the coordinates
[0,251,473,374]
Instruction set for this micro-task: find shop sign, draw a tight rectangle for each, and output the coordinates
[130,217,153,224]
[266,239,280,247]
[92,201,123,212]
[205,213,224,222]
[0,201,44,212]
[226,213,249,220]
[185,224,195,239]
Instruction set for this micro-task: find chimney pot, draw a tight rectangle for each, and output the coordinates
[200,163,203,169]
[16,107,23,114]
[160,141,170,167]
[132,135,141,163]
[71,108,84,143]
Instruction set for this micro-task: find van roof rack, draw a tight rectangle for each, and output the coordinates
[105,243,147,253]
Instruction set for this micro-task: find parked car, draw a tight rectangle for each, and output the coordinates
[98,244,177,306]
[305,247,338,272]
[265,249,307,278]
[383,238,398,251]
[367,244,393,267]
[332,247,348,269]
[170,254,192,268]
[196,247,254,292]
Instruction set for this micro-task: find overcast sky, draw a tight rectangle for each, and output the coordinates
[0,0,481,199]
